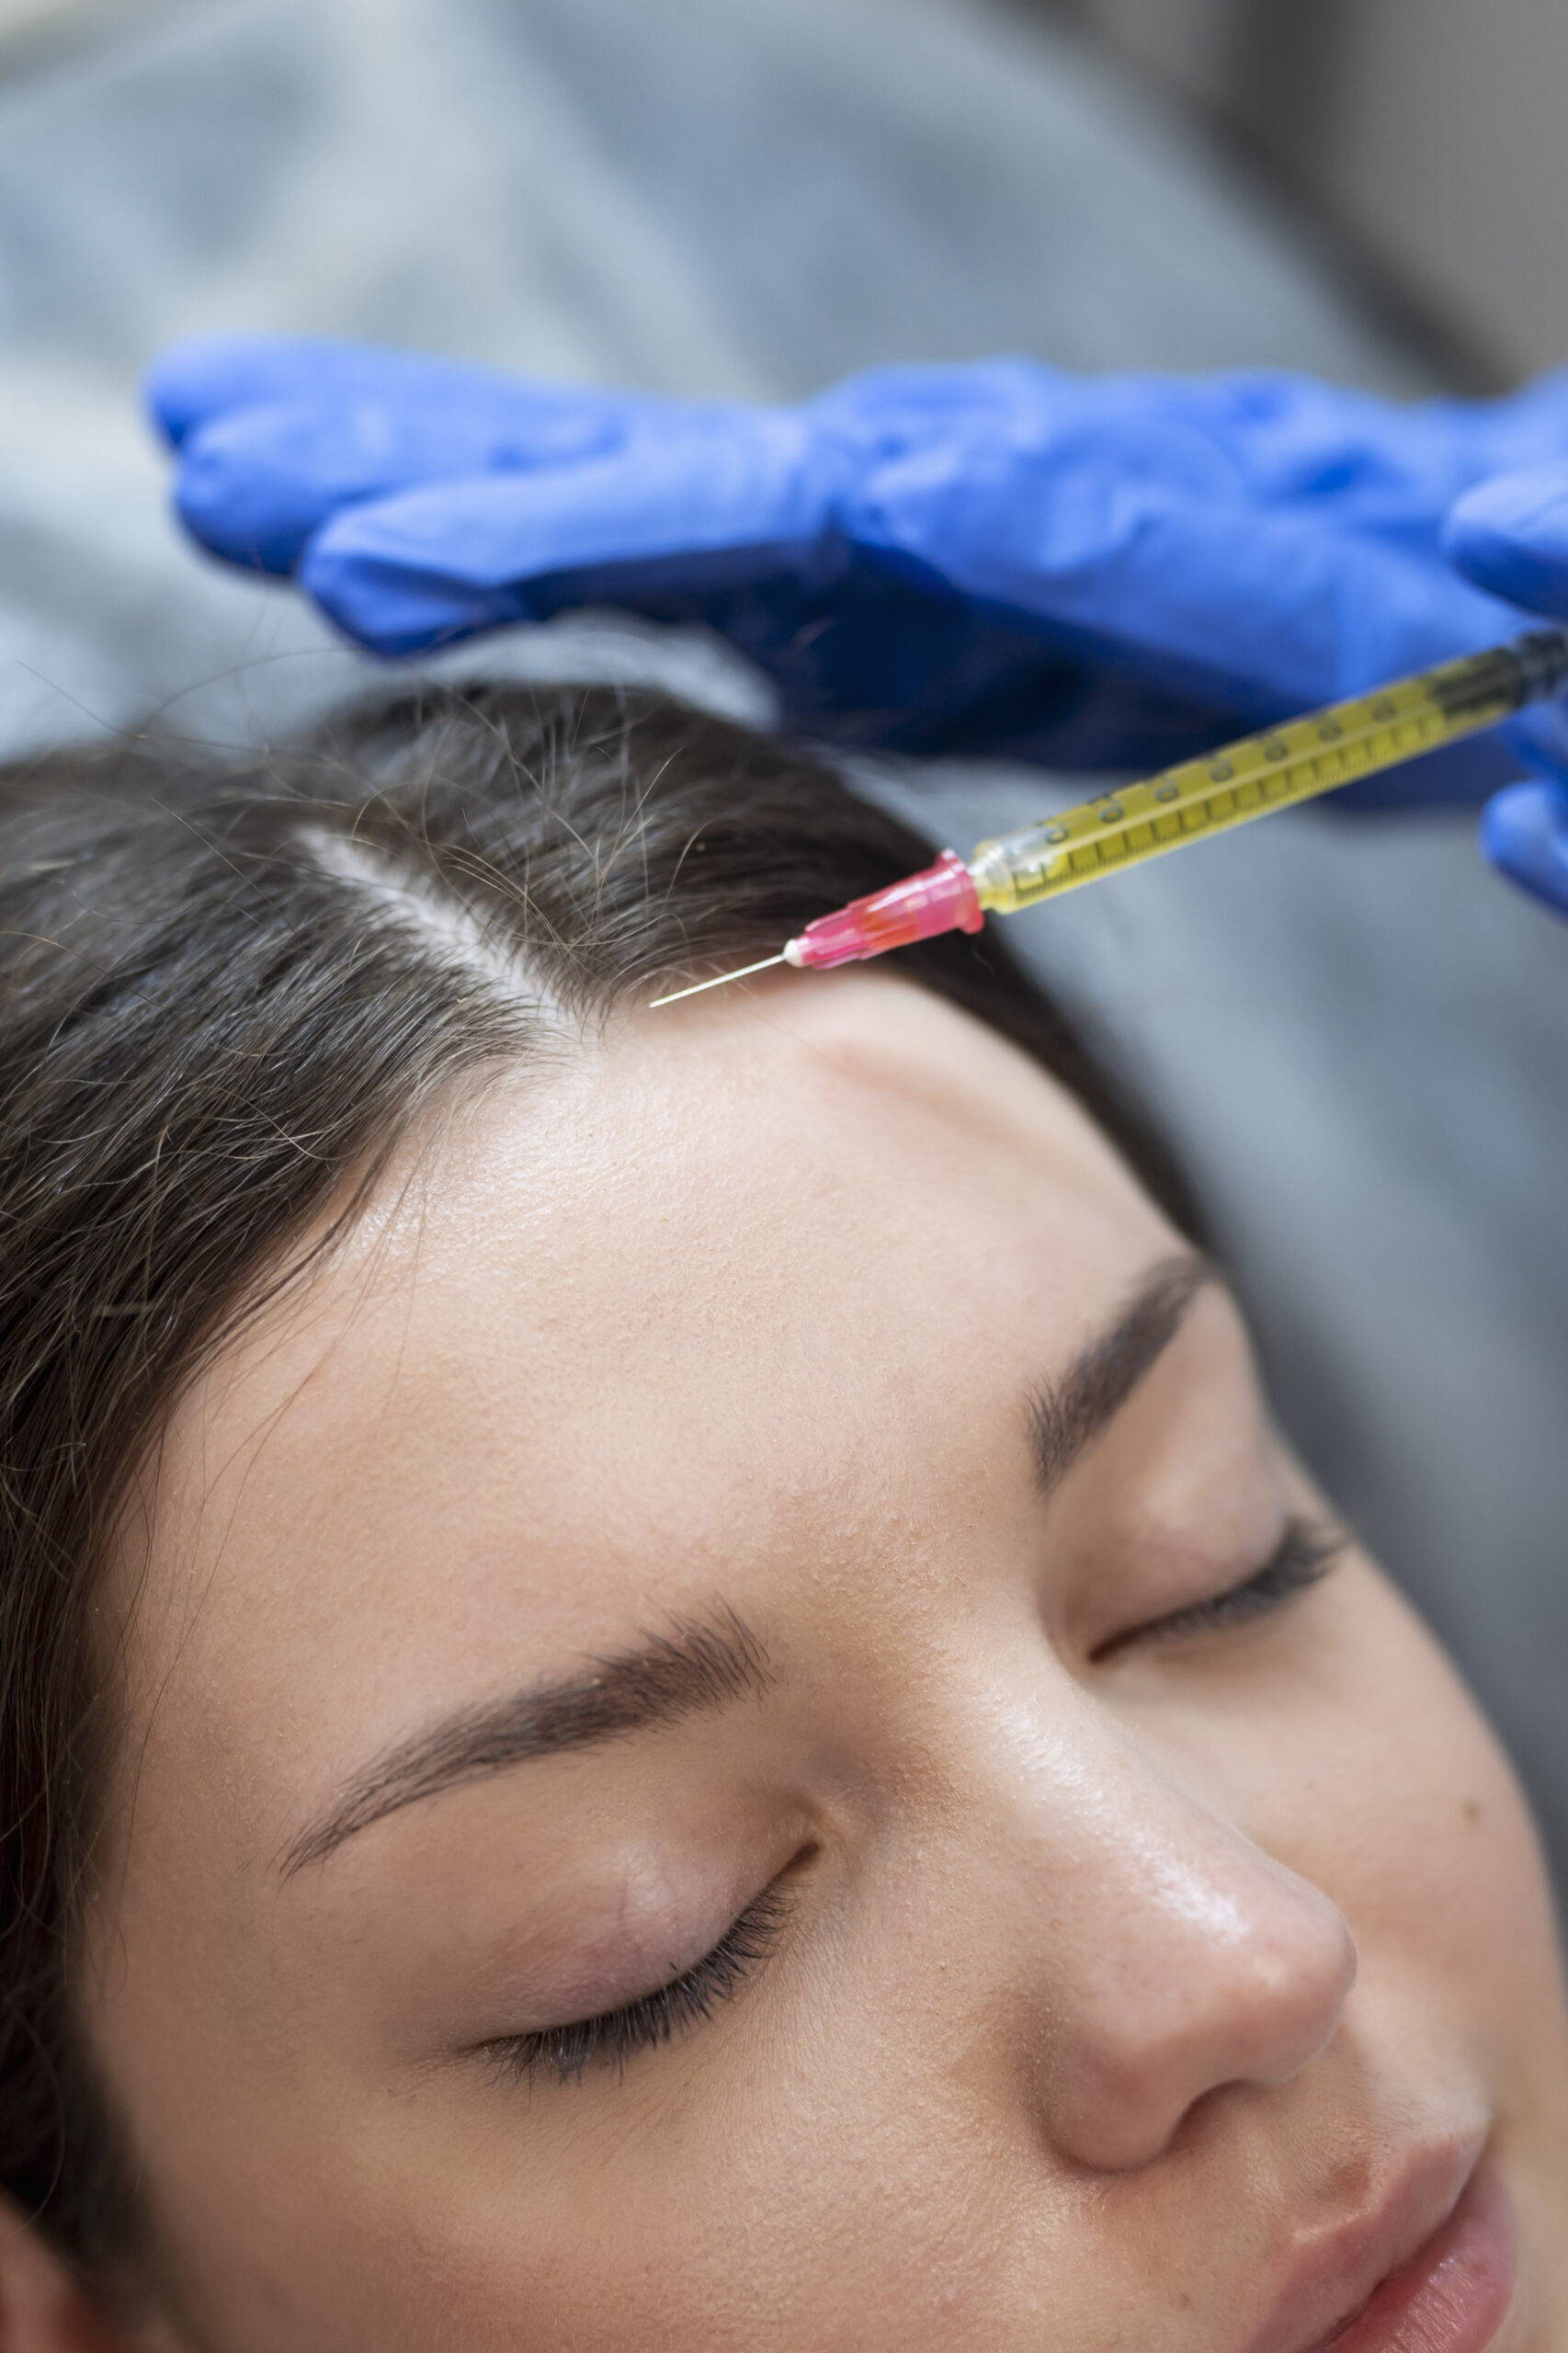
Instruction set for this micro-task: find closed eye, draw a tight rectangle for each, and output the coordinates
[479,1881,793,2091]
[476,1525,1343,2088]
[1092,1515,1348,1665]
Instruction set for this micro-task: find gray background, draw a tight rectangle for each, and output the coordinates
[1040,0,1568,387]
[2,0,1566,1887]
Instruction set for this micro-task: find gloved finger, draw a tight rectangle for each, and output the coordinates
[145,333,650,449]
[850,419,1522,717]
[172,392,653,576]
[1157,370,1474,529]
[296,411,832,655]
[1441,464,1568,618]
[810,357,1426,514]
[1479,777,1568,917]
[1129,369,1568,545]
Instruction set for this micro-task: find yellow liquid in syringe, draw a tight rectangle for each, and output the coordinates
[968,631,1568,916]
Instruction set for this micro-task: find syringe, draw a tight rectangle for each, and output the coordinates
[651,628,1568,1008]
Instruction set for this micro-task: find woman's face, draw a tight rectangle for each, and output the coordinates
[88,973,1568,2353]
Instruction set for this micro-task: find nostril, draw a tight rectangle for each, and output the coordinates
[1037,1880,1359,2174]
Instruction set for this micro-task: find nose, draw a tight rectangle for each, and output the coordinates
[1001,1712,1358,2173]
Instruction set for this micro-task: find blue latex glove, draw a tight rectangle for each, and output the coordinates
[1444,466,1568,916]
[147,335,1568,804]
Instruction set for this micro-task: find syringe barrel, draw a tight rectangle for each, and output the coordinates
[969,627,1568,918]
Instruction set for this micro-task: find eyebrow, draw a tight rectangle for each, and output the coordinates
[284,1256,1211,1879]
[281,1608,773,1877]
[1026,1253,1212,1493]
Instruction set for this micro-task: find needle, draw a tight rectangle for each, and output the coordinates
[649,952,790,1009]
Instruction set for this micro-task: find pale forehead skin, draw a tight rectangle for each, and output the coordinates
[88,972,1568,2353]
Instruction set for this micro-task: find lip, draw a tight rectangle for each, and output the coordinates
[1244,2143,1517,2353]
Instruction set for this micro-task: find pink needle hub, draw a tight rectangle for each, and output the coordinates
[783,849,984,970]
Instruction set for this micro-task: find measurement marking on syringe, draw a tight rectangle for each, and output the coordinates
[973,663,1551,916]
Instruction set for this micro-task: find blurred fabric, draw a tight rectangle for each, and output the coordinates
[2,0,1566,1885]
[1054,0,1568,386]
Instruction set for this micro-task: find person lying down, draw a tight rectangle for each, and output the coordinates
[0,683,1562,2353]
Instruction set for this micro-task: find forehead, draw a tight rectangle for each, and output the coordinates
[127,974,1170,1792]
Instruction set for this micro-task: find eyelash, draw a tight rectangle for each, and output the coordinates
[1092,1514,1347,1664]
[483,1883,793,2090]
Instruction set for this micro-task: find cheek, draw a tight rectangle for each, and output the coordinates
[1332,1579,1546,1951]
[1165,1562,1559,2043]
[1356,1628,1563,2097]
[131,2023,1018,2353]
[345,1990,1046,2353]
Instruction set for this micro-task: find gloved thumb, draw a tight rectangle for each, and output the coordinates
[1479,778,1568,918]
[1442,464,1568,619]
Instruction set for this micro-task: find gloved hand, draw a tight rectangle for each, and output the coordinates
[1444,467,1568,915]
[147,335,1568,813]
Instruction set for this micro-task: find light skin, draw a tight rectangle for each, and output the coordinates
[5,970,1567,2349]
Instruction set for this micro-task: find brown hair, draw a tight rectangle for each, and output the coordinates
[0,681,1194,2287]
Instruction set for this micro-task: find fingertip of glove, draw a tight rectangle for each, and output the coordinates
[144,334,285,446]
[1480,777,1568,918]
[169,417,309,574]
[297,534,531,657]
[145,332,382,446]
